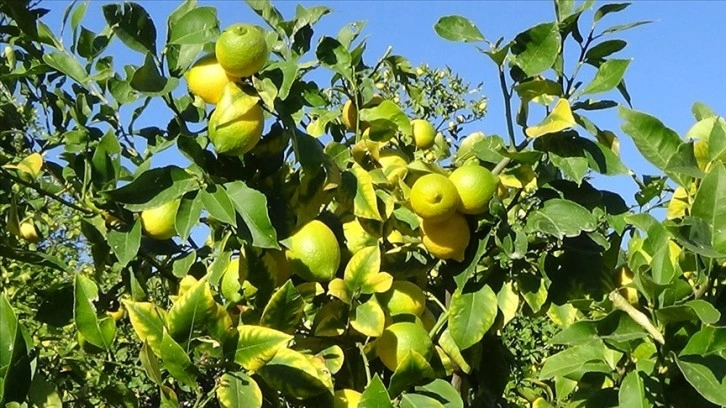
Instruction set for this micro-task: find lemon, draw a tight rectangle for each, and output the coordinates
[286,220,341,282]
[19,221,40,243]
[209,82,264,156]
[342,100,358,131]
[449,164,500,215]
[421,212,470,262]
[140,199,180,240]
[411,119,436,149]
[410,173,459,221]
[333,389,362,408]
[377,281,426,317]
[377,149,409,184]
[184,53,239,105]
[215,23,269,78]
[376,321,433,371]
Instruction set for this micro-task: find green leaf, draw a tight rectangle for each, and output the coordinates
[433,16,485,43]
[580,59,631,95]
[349,296,385,337]
[525,199,597,239]
[511,22,561,77]
[166,277,217,342]
[74,275,116,349]
[316,345,345,375]
[107,219,141,268]
[359,375,392,408]
[680,326,726,358]
[539,343,608,379]
[27,373,62,408]
[216,372,263,408]
[601,20,652,35]
[526,99,576,138]
[359,100,412,140]
[316,37,352,81]
[200,186,237,225]
[400,394,446,408]
[594,3,630,22]
[160,330,198,389]
[139,342,162,385]
[691,161,726,253]
[167,7,218,45]
[552,311,648,346]
[224,181,280,249]
[130,53,179,96]
[233,325,292,371]
[43,52,88,85]
[707,117,726,162]
[657,300,721,325]
[175,193,203,242]
[585,39,627,61]
[102,166,199,211]
[389,351,435,396]
[675,354,726,406]
[123,300,166,355]
[415,379,465,408]
[0,293,32,403]
[260,281,305,334]
[258,348,331,400]
[618,371,649,408]
[514,79,563,101]
[348,164,382,221]
[172,251,196,278]
[448,283,498,350]
[102,3,157,54]
[497,281,519,328]
[693,102,717,121]
[438,329,471,374]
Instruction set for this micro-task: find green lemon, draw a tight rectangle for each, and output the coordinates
[216,23,269,78]
[286,220,341,282]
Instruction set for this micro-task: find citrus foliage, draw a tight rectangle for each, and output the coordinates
[1,1,725,407]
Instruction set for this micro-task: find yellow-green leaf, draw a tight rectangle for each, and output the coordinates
[350,297,385,337]
[166,277,217,342]
[438,329,471,374]
[260,280,305,334]
[160,330,198,389]
[4,152,43,179]
[328,278,351,304]
[233,325,293,371]
[350,163,382,220]
[525,99,576,138]
[388,351,435,396]
[258,348,332,400]
[343,246,392,296]
[216,372,263,408]
[123,300,166,356]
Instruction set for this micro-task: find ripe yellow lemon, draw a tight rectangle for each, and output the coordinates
[19,221,40,243]
[421,212,470,262]
[410,173,460,222]
[449,164,500,215]
[286,220,341,282]
[215,23,269,78]
[411,119,436,149]
[333,389,362,408]
[140,200,180,240]
[377,280,426,317]
[185,53,239,105]
[209,82,264,156]
[376,321,433,371]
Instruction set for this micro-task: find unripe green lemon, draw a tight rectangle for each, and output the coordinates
[286,220,341,282]
[140,199,180,240]
[208,82,264,156]
[377,281,426,317]
[376,321,433,371]
[411,119,436,149]
[449,164,500,215]
[215,23,269,78]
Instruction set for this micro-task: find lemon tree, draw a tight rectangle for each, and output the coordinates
[2,0,725,407]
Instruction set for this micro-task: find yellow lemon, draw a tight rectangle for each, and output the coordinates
[377,280,426,317]
[421,212,470,262]
[376,321,433,371]
[140,200,180,240]
[209,82,264,156]
[342,99,358,131]
[410,173,459,221]
[449,164,500,215]
[184,53,239,104]
[333,389,362,408]
[19,221,40,243]
[411,119,436,149]
[286,220,341,282]
[215,23,269,78]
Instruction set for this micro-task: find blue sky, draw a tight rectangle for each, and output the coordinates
[45,1,726,212]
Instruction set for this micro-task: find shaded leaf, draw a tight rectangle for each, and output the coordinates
[103,3,157,54]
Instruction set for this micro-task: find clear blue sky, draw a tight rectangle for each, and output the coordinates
[45,0,726,211]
